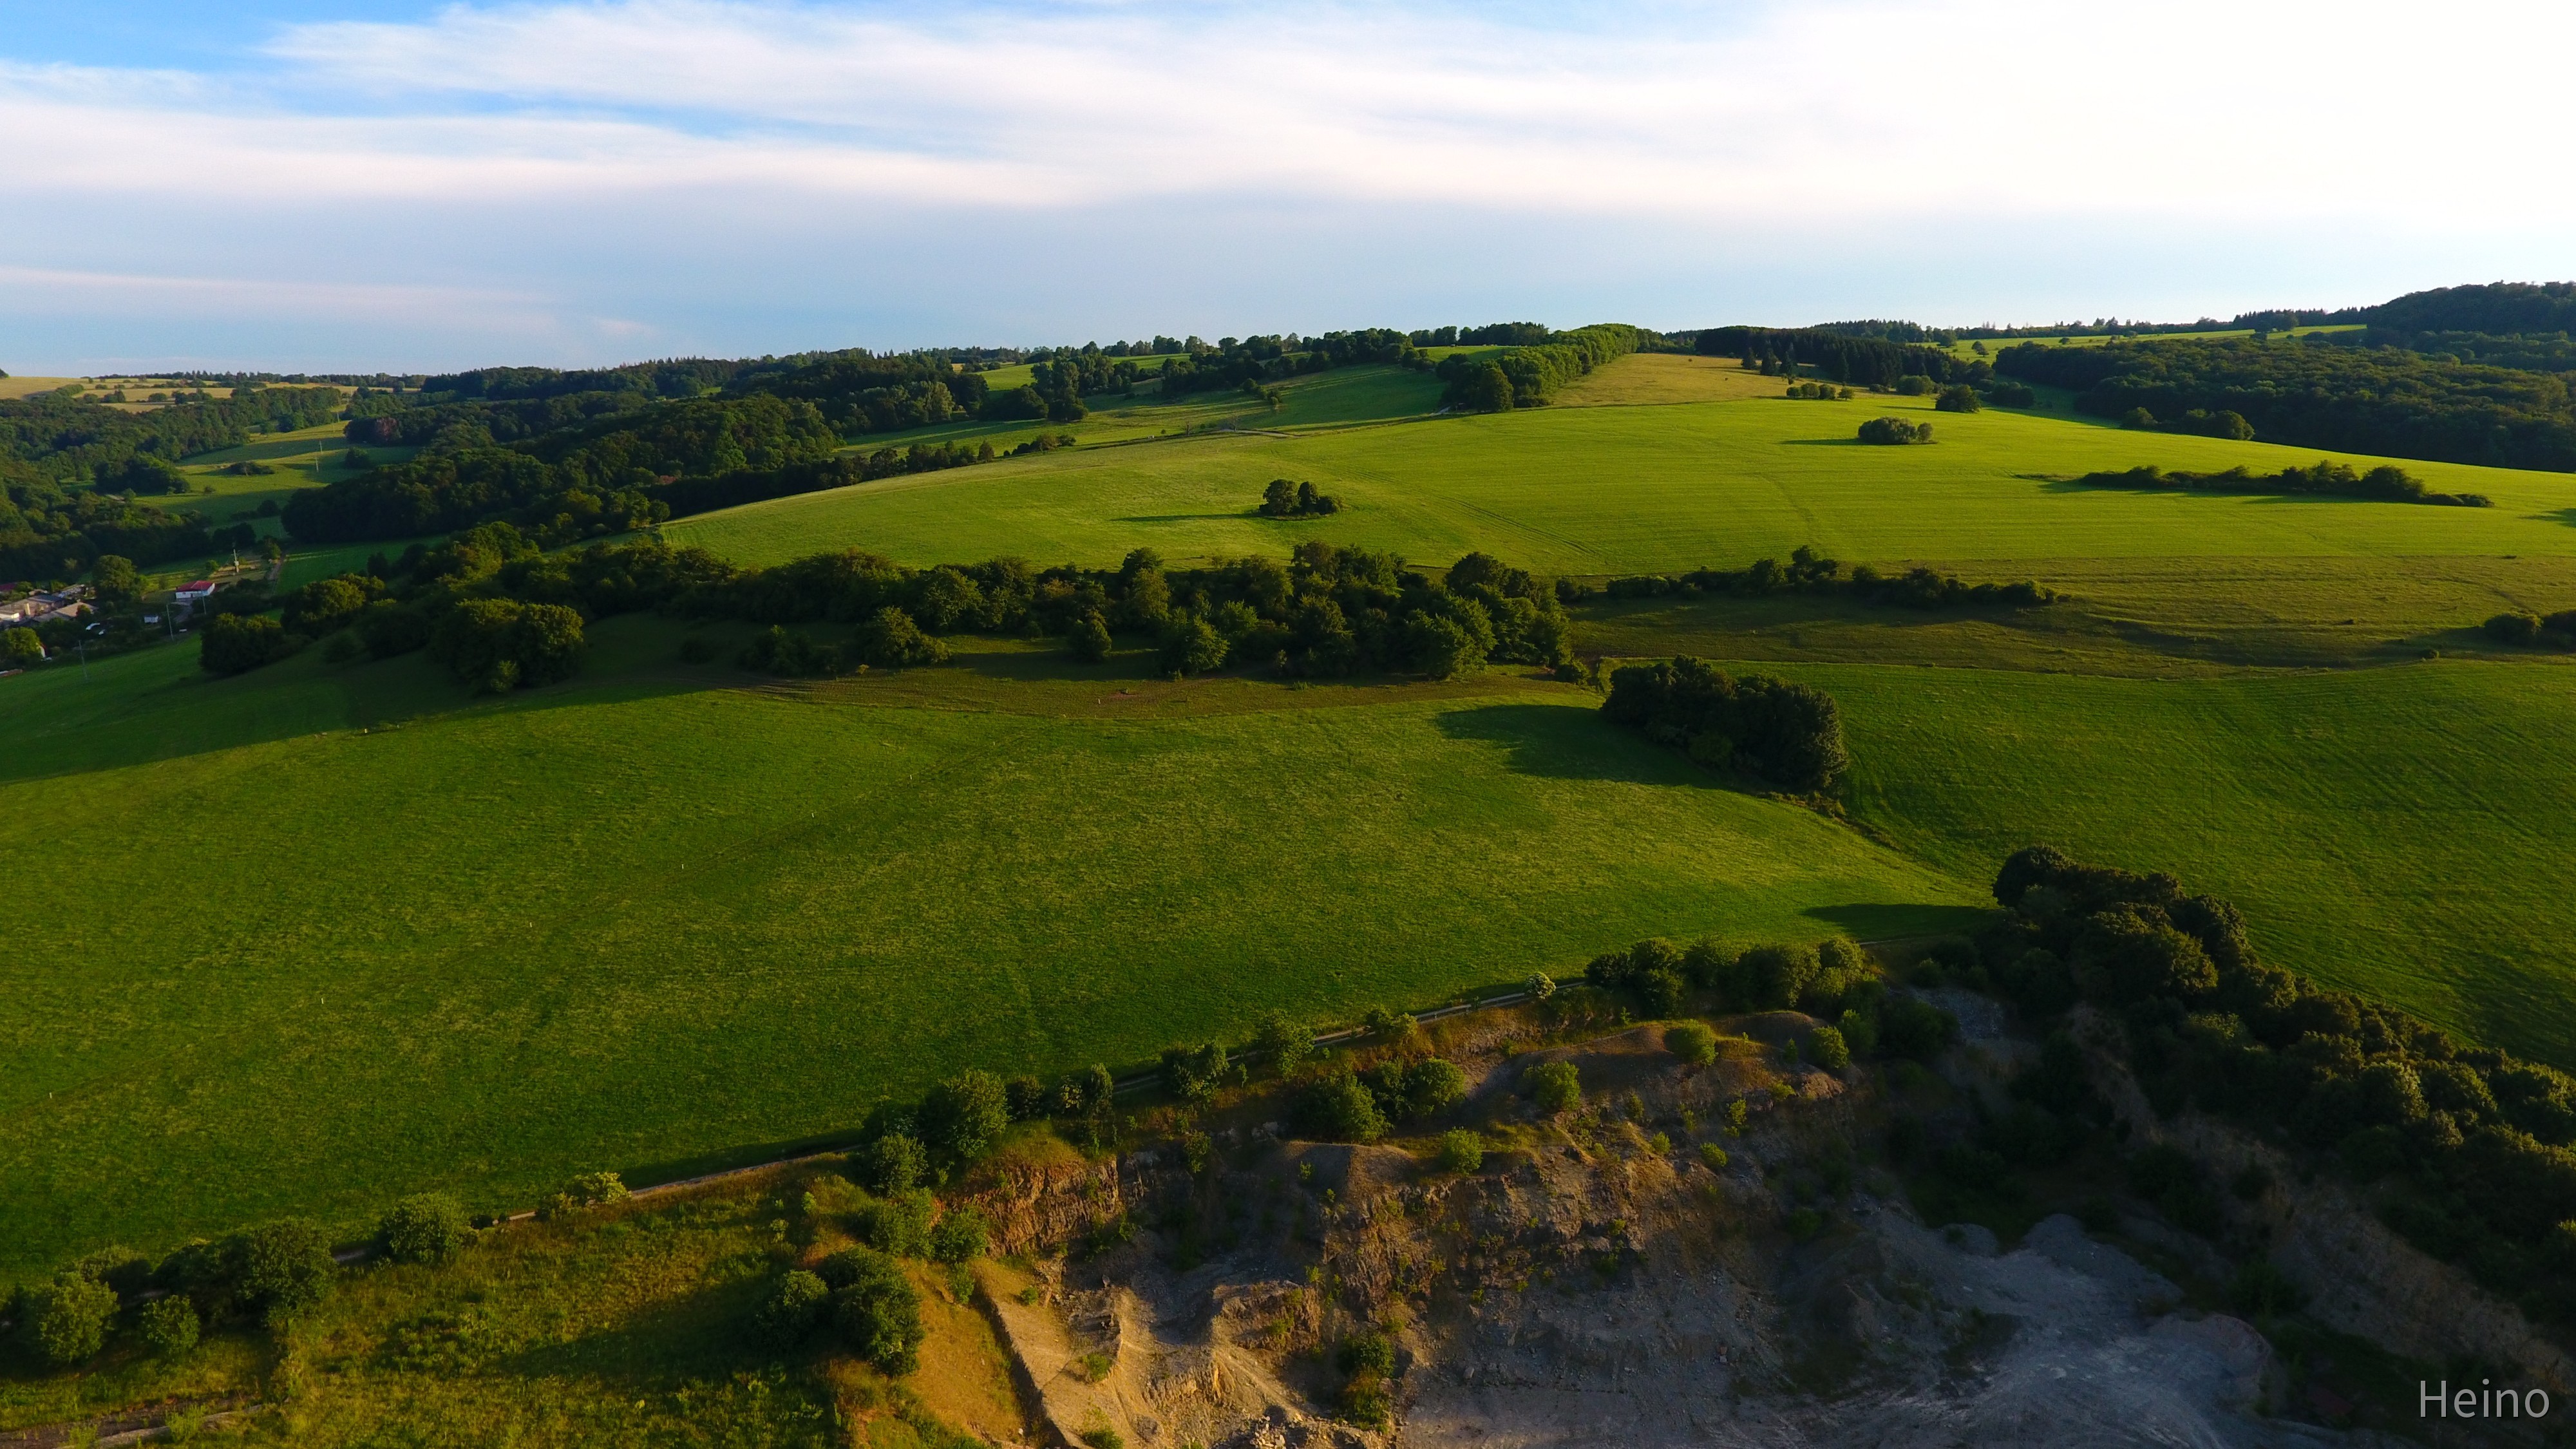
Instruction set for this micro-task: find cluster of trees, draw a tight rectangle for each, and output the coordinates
[2070,461,2492,507]
[1995,337,2576,471]
[720,542,1572,684]
[1976,846,2576,1323]
[1784,382,1853,401]
[1154,329,1419,400]
[9,1217,343,1369]
[1601,656,1848,791]
[1597,546,2056,612]
[2481,609,2576,649]
[1698,327,1985,390]
[1578,935,1956,1065]
[1258,478,1342,517]
[1435,325,1641,412]
[1857,416,1934,445]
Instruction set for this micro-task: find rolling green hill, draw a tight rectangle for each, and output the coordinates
[15,349,2576,1288]
[0,620,1973,1279]
[666,379,2576,573]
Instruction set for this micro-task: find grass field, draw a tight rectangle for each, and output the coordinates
[0,617,1973,1279]
[15,346,2576,1300]
[667,369,2576,574]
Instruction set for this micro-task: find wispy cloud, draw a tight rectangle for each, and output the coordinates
[0,0,2567,369]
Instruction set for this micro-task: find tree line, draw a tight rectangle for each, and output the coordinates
[1695,327,1985,390]
[2071,460,2492,507]
[200,532,1580,692]
[1974,845,2576,1329]
[1995,336,2576,472]
[1593,546,2058,612]
[1436,324,1643,412]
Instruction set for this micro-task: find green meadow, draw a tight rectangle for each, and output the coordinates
[667,369,2576,573]
[0,616,1971,1279]
[14,348,2576,1284]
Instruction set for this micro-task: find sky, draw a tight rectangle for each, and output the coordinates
[0,0,2568,374]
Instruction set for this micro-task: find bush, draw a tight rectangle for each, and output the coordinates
[857,605,947,667]
[1161,1042,1229,1103]
[1295,1070,1388,1142]
[428,598,585,692]
[4,626,46,667]
[754,1269,831,1349]
[1396,1057,1470,1117]
[1525,1060,1581,1113]
[1665,1021,1718,1066]
[1699,1142,1730,1171]
[1255,1011,1316,1076]
[826,1247,925,1374]
[1069,612,1113,663]
[929,1206,990,1264]
[1879,998,1957,1062]
[378,1193,471,1266]
[21,1273,119,1367]
[228,1218,336,1325]
[536,1170,629,1221]
[1437,1129,1485,1174]
[862,1133,928,1195]
[138,1295,201,1357]
[1934,384,1982,413]
[852,1192,937,1257]
[1857,415,1934,445]
[1808,1025,1852,1070]
[2486,611,2544,645]
[1159,615,1229,677]
[200,612,306,676]
[921,1069,1010,1159]
[1338,1329,1397,1377]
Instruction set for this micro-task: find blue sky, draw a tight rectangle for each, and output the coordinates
[0,0,2567,374]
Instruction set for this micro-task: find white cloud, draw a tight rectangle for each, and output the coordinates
[0,0,2566,222]
[0,0,2568,368]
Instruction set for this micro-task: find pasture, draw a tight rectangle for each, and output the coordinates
[15,347,2576,1289]
[666,368,2576,573]
[0,619,1971,1278]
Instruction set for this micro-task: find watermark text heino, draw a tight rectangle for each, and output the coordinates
[2422,1379,2550,1419]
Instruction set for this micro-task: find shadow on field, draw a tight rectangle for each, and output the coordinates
[2540,507,2576,529]
[491,1271,775,1386]
[1114,511,1257,523]
[1779,437,1866,446]
[1803,901,1994,941]
[1432,703,1718,786]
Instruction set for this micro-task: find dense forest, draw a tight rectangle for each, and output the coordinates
[0,385,346,483]
[1995,337,2576,471]
[1970,847,2576,1332]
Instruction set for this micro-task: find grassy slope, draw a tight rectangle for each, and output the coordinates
[668,379,2576,573]
[0,623,1970,1278]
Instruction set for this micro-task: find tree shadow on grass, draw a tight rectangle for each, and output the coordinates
[489,1271,784,1388]
[1801,902,1994,942]
[1113,511,1258,524]
[1432,702,1722,787]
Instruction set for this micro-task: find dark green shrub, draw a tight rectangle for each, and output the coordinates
[929,1206,989,1264]
[536,1171,629,1221]
[826,1247,925,1374]
[2486,612,2544,645]
[1666,1021,1717,1066]
[355,599,431,658]
[1525,1061,1580,1113]
[857,605,947,667]
[138,1295,200,1357]
[379,1193,471,1266]
[200,612,305,676]
[1158,615,1227,677]
[861,1133,927,1195]
[1934,384,1982,413]
[1255,1012,1316,1076]
[1296,1071,1388,1142]
[850,1192,937,1257]
[1437,1129,1485,1174]
[1736,943,1819,1010]
[20,1273,119,1367]
[1879,998,1957,1061]
[227,1218,337,1325]
[429,598,585,692]
[1808,1025,1852,1070]
[1160,1043,1229,1103]
[754,1269,831,1349]
[1338,1330,1396,1377]
[1857,416,1933,445]
[922,1069,1010,1159]
[1069,613,1113,663]
[2228,1260,2305,1318]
